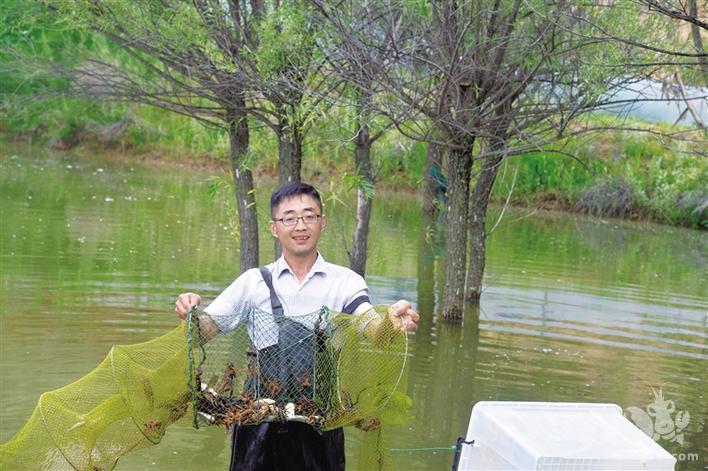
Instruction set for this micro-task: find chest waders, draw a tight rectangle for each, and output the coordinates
[229,267,369,471]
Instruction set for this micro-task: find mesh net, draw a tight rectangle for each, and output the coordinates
[0,305,411,470]
[0,325,192,470]
[194,305,410,432]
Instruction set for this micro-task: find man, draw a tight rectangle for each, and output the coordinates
[174,182,419,471]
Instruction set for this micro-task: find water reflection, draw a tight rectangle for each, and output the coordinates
[0,150,706,470]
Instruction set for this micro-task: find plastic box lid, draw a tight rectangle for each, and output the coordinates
[457,402,676,470]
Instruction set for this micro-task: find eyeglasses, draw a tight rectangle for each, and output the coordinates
[273,214,321,227]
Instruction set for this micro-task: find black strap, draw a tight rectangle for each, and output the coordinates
[259,267,284,318]
[342,295,370,315]
[261,266,368,316]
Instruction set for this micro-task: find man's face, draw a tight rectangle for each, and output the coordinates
[269,194,326,258]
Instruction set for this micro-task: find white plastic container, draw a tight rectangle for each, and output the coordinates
[456,402,676,470]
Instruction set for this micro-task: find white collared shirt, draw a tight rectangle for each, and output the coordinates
[205,253,373,347]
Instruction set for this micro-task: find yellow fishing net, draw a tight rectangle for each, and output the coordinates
[0,305,411,470]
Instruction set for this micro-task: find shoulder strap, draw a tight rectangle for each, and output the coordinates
[259,267,284,318]
[342,295,370,315]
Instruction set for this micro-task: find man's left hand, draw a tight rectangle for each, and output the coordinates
[389,300,419,332]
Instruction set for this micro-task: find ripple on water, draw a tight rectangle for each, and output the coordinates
[480,285,707,360]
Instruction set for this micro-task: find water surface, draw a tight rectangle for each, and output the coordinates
[1,148,705,470]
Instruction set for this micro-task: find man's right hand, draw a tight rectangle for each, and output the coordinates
[175,292,202,320]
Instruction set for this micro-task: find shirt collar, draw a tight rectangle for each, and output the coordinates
[276,252,328,279]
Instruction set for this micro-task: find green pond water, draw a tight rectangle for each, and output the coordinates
[1,148,706,470]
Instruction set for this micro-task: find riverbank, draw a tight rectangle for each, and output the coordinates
[489,126,707,229]
[2,113,706,230]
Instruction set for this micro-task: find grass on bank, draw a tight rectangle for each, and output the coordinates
[491,124,707,229]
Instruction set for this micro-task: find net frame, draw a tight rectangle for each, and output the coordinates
[189,305,410,433]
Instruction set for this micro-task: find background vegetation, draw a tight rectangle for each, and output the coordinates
[3,95,705,229]
[1,0,706,231]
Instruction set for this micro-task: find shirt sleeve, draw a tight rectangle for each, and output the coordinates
[342,271,374,316]
[204,268,258,334]
[343,273,379,333]
[353,301,375,315]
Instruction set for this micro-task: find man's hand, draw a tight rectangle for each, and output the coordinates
[364,300,419,345]
[175,292,202,320]
[174,292,220,342]
[388,300,419,332]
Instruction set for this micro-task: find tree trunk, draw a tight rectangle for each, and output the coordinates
[228,107,259,273]
[422,143,444,220]
[689,0,708,85]
[350,117,373,276]
[278,122,303,185]
[466,153,503,300]
[274,113,303,259]
[442,145,473,321]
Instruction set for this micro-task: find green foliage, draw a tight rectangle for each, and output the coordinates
[621,140,707,227]
[402,0,432,17]
[1,0,230,155]
[492,125,707,229]
[206,173,241,243]
[493,151,601,201]
[345,174,376,199]
[255,3,317,78]
[1,91,227,156]
[1,1,87,93]
[373,136,426,186]
[2,0,704,233]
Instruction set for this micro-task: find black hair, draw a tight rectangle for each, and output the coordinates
[270,182,323,217]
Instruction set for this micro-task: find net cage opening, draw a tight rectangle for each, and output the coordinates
[0,305,411,470]
[191,305,411,433]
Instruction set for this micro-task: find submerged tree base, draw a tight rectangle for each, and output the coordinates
[465,289,482,301]
[442,306,464,322]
